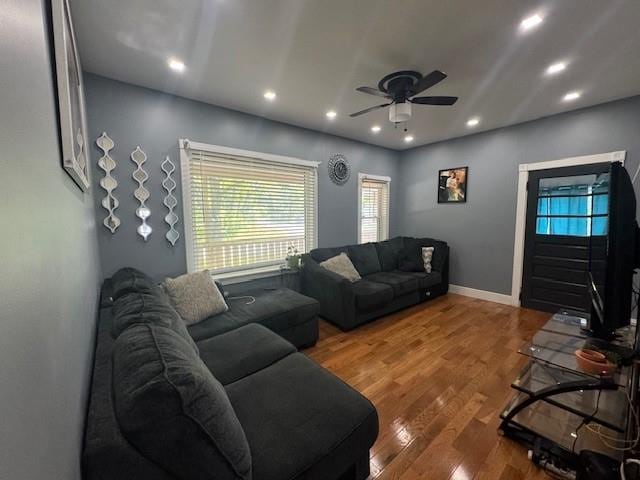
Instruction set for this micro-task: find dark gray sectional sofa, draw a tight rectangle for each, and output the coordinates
[83,268,378,480]
[301,236,449,330]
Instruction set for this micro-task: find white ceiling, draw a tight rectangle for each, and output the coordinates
[73,0,640,150]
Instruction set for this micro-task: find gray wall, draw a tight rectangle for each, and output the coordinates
[397,95,640,295]
[84,74,401,281]
[0,1,102,479]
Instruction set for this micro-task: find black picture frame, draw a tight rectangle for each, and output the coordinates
[438,166,468,203]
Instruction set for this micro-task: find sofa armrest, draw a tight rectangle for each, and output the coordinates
[300,255,356,327]
[438,245,449,292]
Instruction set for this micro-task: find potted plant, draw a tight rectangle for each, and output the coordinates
[285,245,301,270]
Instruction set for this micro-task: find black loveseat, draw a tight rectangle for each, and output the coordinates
[301,236,449,330]
[83,268,378,480]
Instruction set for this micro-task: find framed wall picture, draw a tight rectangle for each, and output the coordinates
[438,166,468,203]
[51,0,90,191]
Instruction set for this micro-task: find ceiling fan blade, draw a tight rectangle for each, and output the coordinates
[356,86,392,99]
[411,96,458,106]
[349,103,392,117]
[411,70,447,95]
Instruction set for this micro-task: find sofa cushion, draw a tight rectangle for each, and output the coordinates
[347,243,382,276]
[396,271,443,290]
[397,245,424,272]
[163,270,228,325]
[374,236,404,271]
[226,353,378,480]
[111,290,198,353]
[364,271,420,296]
[352,280,394,311]
[309,246,345,263]
[83,305,176,480]
[110,267,157,301]
[198,324,296,385]
[112,324,252,480]
[188,288,319,343]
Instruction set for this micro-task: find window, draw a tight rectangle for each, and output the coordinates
[535,174,608,237]
[180,140,318,275]
[358,173,390,243]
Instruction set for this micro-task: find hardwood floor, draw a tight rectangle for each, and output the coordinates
[305,293,553,480]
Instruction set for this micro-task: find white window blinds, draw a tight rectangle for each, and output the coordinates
[359,175,390,244]
[181,142,318,274]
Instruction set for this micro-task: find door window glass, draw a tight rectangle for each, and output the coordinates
[535,174,609,236]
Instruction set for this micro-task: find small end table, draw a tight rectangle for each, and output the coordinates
[279,266,300,291]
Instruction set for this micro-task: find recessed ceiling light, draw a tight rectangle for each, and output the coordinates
[563,91,582,102]
[466,117,480,127]
[371,125,381,133]
[263,90,276,101]
[326,110,337,119]
[546,62,567,75]
[520,13,543,31]
[167,57,186,73]
[404,135,414,143]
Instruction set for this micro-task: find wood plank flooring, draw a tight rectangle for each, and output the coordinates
[305,293,552,480]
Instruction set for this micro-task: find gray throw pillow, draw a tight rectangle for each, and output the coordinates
[113,324,252,480]
[163,270,228,325]
[320,253,361,282]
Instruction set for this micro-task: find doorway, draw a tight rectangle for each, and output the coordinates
[520,163,610,312]
[510,150,626,308]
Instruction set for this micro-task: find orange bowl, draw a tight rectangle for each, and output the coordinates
[575,349,615,376]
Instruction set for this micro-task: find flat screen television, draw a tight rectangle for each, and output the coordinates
[587,161,638,338]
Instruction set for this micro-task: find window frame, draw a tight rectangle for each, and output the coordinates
[357,172,391,244]
[179,139,320,279]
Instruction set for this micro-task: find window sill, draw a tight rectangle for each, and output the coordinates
[210,265,288,285]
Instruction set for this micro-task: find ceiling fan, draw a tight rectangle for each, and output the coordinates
[350,70,458,123]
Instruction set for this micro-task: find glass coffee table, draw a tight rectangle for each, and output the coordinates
[499,310,638,466]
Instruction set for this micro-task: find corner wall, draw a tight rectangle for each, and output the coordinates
[83,73,401,280]
[0,1,102,479]
[397,95,640,295]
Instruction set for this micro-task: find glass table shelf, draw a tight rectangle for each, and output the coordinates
[519,329,630,387]
[501,391,625,461]
[542,309,636,348]
[512,360,628,432]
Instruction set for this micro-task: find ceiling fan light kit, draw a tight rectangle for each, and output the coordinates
[389,102,411,123]
[352,69,458,131]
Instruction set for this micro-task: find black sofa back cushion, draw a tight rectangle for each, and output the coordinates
[110,267,157,301]
[111,290,198,353]
[112,324,252,480]
[347,243,382,276]
[397,247,424,272]
[374,237,405,271]
[309,246,345,263]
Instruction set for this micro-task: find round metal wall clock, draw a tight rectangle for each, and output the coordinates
[328,154,351,185]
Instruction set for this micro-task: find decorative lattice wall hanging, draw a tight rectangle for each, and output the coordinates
[96,132,120,233]
[131,146,152,241]
[161,156,180,246]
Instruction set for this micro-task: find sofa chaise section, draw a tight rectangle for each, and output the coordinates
[187,287,319,349]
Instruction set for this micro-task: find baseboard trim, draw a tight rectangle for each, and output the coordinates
[449,284,516,306]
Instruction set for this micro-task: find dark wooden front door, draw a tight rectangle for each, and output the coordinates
[521,163,610,312]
